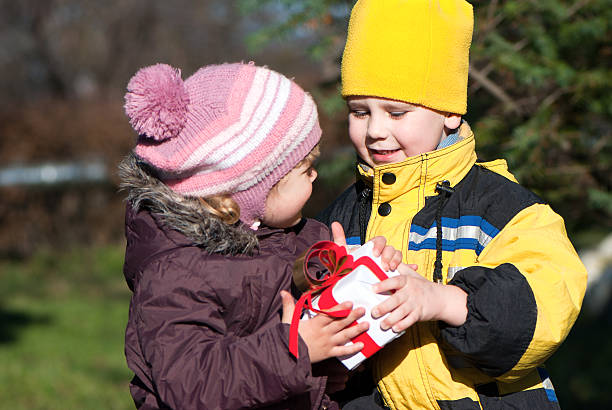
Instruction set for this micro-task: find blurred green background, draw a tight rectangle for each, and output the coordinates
[0,1,610,408]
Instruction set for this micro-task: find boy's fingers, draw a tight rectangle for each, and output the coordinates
[389,250,403,271]
[396,263,419,276]
[280,290,295,324]
[380,301,410,330]
[380,311,418,333]
[379,245,399,270]
[369,236,386,256]
[371,290,403,319]
[331,222,348,249]
[372,275,405,294]
[390,312,419,333]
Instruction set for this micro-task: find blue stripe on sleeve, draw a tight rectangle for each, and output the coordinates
[346,236,361,246]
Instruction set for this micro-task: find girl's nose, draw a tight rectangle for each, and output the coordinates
[309,168,318,182]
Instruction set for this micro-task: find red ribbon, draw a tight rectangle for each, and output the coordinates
[289,241,355,358]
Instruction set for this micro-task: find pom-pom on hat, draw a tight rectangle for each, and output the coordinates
[124,62,321,227]
[341,0,473,114]
[125,64,189,141]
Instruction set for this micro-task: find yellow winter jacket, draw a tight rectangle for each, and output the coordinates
[318,123,587,409]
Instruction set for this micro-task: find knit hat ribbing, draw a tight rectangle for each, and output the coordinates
[341,0,473,114]
[124,62,321,226]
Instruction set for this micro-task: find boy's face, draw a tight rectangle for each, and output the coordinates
[347,97,460,167]
[262,161,317,228]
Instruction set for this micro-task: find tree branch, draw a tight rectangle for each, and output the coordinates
[469,38,529,94]
[566,0,591,19]
[468,64,521,114]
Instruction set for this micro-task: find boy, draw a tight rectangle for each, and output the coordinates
[318,1,587,409]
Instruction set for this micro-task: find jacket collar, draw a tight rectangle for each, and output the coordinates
[357,122,477,203]
[119,153,259,256]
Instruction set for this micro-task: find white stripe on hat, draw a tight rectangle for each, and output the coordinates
[186,92,316,196]
[179,67,270,171]
[234,95,316,190]
[209,70,291,171]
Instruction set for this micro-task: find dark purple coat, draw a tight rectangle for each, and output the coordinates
[122,190,341,410]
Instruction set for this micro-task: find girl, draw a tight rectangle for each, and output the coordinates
[119,62,399,410]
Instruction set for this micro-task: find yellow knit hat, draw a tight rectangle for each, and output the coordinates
[341,0,473,114]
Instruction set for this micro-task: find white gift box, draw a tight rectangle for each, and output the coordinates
[301,241,405,370]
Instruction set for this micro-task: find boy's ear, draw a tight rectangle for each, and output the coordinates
[444,114,462,130]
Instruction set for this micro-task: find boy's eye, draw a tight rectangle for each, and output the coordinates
[350,110,369,118]
[389,111,407,118]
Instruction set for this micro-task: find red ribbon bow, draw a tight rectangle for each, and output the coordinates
[288,241,355,358]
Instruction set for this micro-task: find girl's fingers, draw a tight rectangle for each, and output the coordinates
[317,307,365,334]
[327,301,353,312]
[312,300,353,323]
[331,342,364,358]
[327,306,366,332]
[338,320,369,341]
[280,290,295,324]
[331,222,348,249]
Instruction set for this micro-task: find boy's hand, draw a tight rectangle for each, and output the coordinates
[331,221,402,271]
[280,290,369,363]
[370,264,468,332]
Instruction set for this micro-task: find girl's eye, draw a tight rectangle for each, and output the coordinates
[306,166,316,177]
[389,111,407,118]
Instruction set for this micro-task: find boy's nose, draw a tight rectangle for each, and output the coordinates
[366,115,387,140]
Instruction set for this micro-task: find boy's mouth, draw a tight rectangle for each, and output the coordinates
[369,148,401,157]
[368,147,404,164]
[370,149,399,155]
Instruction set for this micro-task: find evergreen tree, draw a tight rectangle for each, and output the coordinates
[240,0,612,246]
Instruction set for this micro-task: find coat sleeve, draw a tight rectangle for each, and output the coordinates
[439,203,587,382]
[134,257,326,409]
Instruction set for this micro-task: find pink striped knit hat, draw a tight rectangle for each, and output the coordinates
[124,62,321,227]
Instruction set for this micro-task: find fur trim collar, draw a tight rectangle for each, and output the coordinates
[118,153,258,255]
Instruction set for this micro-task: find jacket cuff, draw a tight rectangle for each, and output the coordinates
[439,263,537,377]
[275,323,328,407]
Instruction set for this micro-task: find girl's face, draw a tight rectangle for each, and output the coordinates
[347,96,461,167]
[262,161,318,228]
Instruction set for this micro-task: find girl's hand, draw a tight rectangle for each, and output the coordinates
[370,264,468,332]
[280,291,369,363]
[331,221,402,271]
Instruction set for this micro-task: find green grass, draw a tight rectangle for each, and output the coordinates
[0,244,608,409]
[0,245,133,410]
